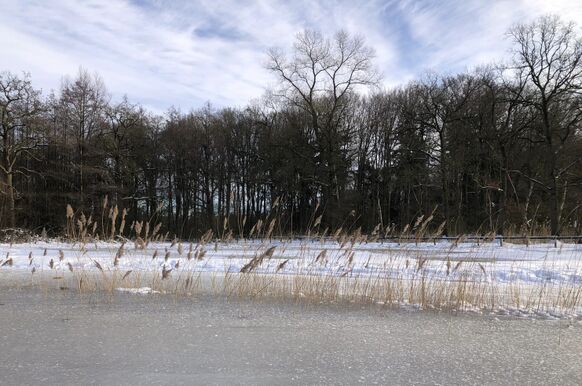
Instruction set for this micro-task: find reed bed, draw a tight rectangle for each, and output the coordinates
[1,236,580,319]
[1,202,581,318]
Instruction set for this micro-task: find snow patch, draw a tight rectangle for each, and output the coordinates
[115,287,160,295]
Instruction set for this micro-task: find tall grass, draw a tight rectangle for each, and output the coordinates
[1,202,581,318]
[7,235,580,318]
[63,198,165,244]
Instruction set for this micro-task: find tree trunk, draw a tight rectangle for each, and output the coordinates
[549,177,561,236]
[5,171,15,228]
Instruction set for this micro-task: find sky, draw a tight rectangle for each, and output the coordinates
[1,0,582,112]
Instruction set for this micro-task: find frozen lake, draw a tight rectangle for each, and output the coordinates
[0,288,581,385]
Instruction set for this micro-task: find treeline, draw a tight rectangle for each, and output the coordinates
[1,15,581,237]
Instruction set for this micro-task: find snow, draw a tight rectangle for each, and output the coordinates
[1,238,581,316]
[0,238,580,284]
[115,287,160,294]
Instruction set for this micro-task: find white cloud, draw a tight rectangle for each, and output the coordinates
[0,0,581,111]
[397,0,582,75]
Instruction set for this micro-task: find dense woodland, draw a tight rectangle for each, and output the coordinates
[1,16,581,237]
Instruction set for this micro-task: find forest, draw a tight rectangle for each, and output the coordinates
[0,15,581,238]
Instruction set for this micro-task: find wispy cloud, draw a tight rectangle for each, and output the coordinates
[1,0,581,111]
[395,0,582,74]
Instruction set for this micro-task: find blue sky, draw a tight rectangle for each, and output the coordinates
[1,0,581,112]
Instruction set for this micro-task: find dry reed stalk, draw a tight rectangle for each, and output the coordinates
[162,265,172,280]
[276,259,289,273]
[135,237,146,249]
[152,223,162,238]
[144,222,150,243]
[196,249,206,261]
[113,244,124,267]
[66,204,75,238]
[187,243,193,260]
[119,208,128,236]
[122,270,132,280]
[93,260,104,272]
[134,221,143,238]
[240,246,276,273]
[314,250,327,265]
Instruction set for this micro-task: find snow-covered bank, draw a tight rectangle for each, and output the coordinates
[1,239,581,317]
[1,239,581,283]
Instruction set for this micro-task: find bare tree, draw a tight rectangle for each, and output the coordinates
[0,72,43,227]
[412,73,477,234]
[508,15,582,234]
[267,29,379,225]
[105,97,145,203]
[59,67,109,207]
